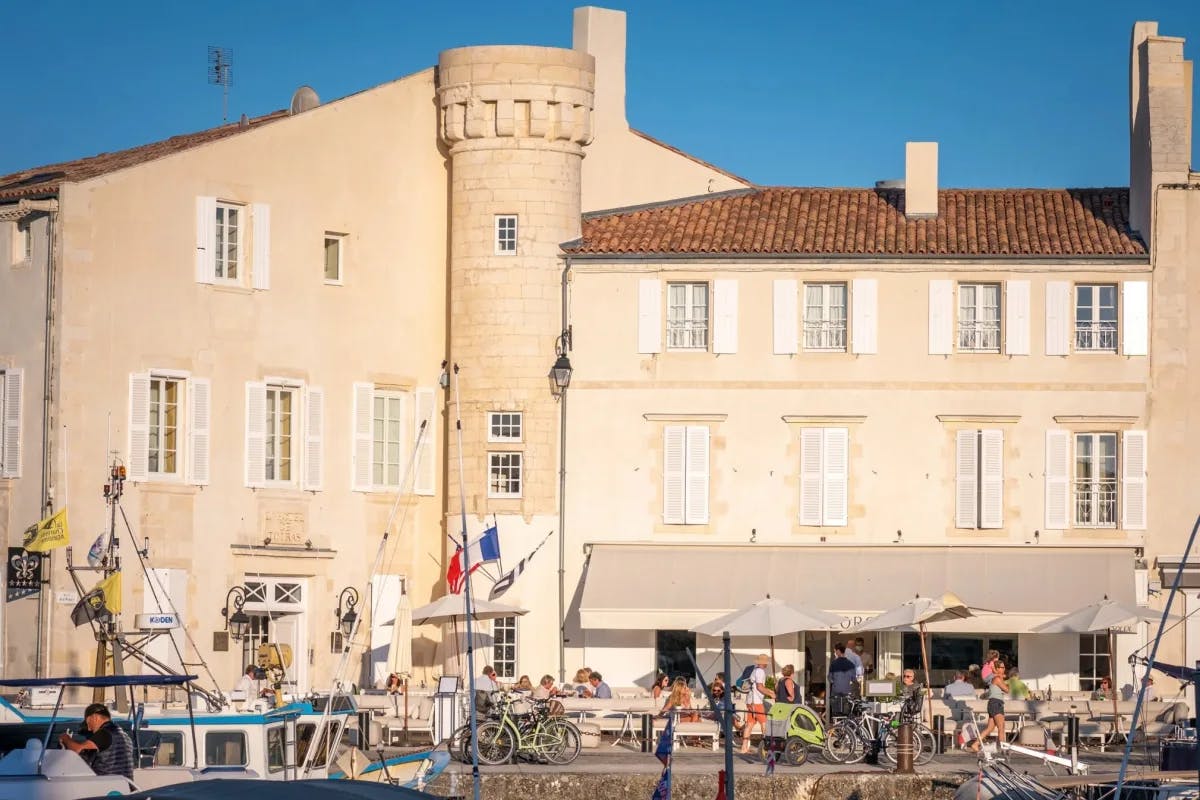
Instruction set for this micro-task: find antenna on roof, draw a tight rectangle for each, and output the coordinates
[207,45,234,123]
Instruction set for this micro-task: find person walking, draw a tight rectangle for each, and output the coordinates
[972,660,1009,755]
[775,664,798,704]
[827,643,857,719]
[740,654,775,754]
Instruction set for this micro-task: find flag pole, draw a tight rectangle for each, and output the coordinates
[450,362,482,800]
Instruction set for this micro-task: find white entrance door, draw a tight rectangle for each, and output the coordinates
[270,614,308,696]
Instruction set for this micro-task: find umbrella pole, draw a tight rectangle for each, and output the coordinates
[404,678,409,742]
[770,636,777,686]
[1108,629,1119,746]
[824,629,831,725]
[919,622,933,725]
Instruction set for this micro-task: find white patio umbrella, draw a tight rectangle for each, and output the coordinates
[410,594,528,627]
[411,594,528,677]
[856,592,995,721]
[1034,596,1175,734]
[388,591,414,678]
[691,595,844,677]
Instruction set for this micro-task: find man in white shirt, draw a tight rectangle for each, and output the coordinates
[741,654,775,755]
[476,665,499,692]
[232,665,264,709]
[845,644,864,684]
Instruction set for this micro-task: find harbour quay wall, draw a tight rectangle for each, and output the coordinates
[429,770,971,799]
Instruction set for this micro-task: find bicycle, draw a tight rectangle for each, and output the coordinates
[822,696,934,766]
[457,692,582,766]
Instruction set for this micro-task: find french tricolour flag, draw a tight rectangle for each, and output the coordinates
[446,525,501,594]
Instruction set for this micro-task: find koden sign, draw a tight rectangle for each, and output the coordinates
[134,613,181,630]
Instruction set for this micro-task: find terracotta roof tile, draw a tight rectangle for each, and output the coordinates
[565,187,1146,258]
[0,110,289,202]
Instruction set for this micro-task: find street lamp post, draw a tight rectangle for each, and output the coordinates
[335,587,360,639]
[549,332,572,684]
[221,586,250,642]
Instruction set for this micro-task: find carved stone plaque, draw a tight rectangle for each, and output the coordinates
[263,511,306,545]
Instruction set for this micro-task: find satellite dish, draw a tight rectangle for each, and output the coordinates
[289,86,320,115]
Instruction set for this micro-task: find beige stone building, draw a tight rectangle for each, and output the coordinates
[0,8,1196,703]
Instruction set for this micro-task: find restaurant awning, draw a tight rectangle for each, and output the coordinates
[578,544,1136,633]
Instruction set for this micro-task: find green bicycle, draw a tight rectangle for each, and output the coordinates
[459,692,581,765]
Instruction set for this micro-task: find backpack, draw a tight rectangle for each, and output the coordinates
[734,665,756,694]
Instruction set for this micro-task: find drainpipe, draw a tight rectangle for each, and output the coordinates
[25,199,59,678]
[558,258,572,684]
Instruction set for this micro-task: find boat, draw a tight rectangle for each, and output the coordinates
[0,674,448,799]
[80,777,443,799]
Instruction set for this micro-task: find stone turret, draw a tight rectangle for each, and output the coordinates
[437,45,594,521]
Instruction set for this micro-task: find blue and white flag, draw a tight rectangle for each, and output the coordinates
[488,531,552,601]
[651,713,673,800]
[86,533,106,568]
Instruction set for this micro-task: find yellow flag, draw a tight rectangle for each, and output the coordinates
[96,571,122,615]
[23,508,70,553]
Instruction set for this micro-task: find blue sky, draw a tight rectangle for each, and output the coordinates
[3,1,1199,188]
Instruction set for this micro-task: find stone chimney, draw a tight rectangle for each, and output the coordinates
[1129,21,1193,244]
[905,141,938,218]
[573,6,626,130]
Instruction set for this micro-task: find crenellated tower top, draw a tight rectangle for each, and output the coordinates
[437,46,595,152]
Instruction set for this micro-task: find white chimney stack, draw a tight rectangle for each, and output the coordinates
[905,141,939,218]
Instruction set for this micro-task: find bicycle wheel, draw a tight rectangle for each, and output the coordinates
[451,724,472,763]
[914,724,936,766]
[879,725,922,765]
[473,720,516,765]
[823,721,863,764]
[542,719,582,765]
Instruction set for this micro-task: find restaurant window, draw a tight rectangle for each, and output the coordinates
[1079,633,1110,692]
[493,615,517,679]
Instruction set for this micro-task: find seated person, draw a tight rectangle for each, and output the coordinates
[1007,668,1030,699]
[58,704,134,780]
[514,675,534,692]
[651,673,670,703]
[660,677,699,723]
[941,670,977,723]
[532,674,563,699]
[384,672,405,695]
[1092,676,1113,701]
[582,671,613,699]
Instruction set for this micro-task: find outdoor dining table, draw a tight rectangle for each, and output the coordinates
[610,707,652,747]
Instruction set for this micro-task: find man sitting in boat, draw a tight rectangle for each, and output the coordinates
[57,702,134,780]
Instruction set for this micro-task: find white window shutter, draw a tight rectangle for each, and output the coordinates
[303,386,323,491]
[822,427,848,526]
[245,382,267,488]
[928,279,954,354]
[187,378,211,486]
[980,429,1004,529]
[1122,281,1149,356]
[955,429,979,529]
[195,196,216,284]
[712,279,739,354]
[251,203,271,290]
[352,382,374,491]
[414,388,437,496]
[1004,280,1031,356]
[851,279,878,354]
[684,426,710,524]
[799,428,824,526]
[1044,429,1071,529]
[1045,281,1072,356]
[773,279,799,355]
[663,426,685,524]
[1,369,22,478]
[1122,430,1148,530]
[128,373,150,481]
[638,279,662,354]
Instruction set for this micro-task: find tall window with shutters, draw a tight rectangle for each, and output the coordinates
[954,429,1004,529]
[351,384,405,492]
[246,381,322,490]
[803,283,848,351]
[1074,432,1118,527]
[195,197,270,289]
[663,426,710,525]
[1074,285,1118,352]
[957,284,1001,352]
[1044,429,1145,531]
[129,372,209,485]
[799,428,848,527]
[667,283,709,350]
[0,368,22,479]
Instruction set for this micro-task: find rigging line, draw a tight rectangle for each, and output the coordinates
[120,505,223,706]
[298,418,428,778]
[1115,511,1200,800]
[1129,603,1200,656]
